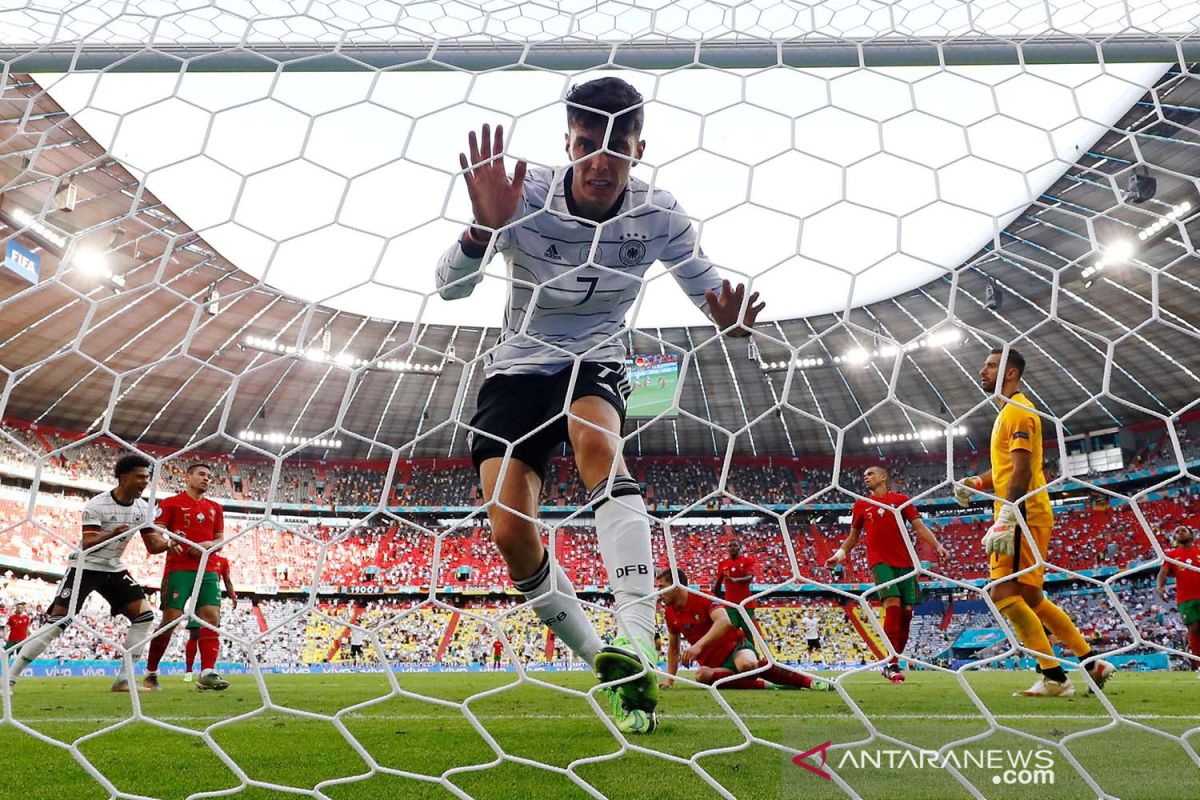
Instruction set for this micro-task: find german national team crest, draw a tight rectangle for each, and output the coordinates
[619,238,646,266]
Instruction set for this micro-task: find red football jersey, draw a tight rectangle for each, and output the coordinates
[1165,546,1200,604]
[492,640,503,656]
[665,592,722,645]
[156,492,224,573]
[716,555,756,604]
[5,613,31,642]
[210,554,230,578]
[851,492,920,568]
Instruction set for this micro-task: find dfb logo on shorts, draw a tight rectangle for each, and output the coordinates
[615,564,649,579]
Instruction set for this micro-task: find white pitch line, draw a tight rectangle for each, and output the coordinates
[8,712,1199,723]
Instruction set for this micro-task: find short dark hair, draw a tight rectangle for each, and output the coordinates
[114,453,152,478]
[991,347,1026,377]
[186,462,213,474]
[655,566,688,585]
[565,77,644,139]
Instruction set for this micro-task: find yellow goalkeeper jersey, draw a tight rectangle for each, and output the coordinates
[989,391,1054,527]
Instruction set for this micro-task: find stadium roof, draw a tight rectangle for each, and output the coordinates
[26,62,1164,327]
[1,66,1198,460]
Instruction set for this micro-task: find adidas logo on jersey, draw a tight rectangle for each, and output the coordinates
[543,244,563,260]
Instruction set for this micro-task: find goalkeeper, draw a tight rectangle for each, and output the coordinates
[955,349,1113,697]
[436,77,763,733]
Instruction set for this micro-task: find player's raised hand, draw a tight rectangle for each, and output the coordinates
[458,123,527,235]
[706,280,765,338]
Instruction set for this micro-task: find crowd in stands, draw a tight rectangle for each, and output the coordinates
[4,417,1200,512]
[4,575,1193,672]
[4,417,1200,673]
[401,465,479,506]
[4,489,1199,596]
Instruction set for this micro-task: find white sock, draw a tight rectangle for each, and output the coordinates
[10,616,66,680]
[591,476,657,650]
[120,611,155,680]
[513,551,603,668]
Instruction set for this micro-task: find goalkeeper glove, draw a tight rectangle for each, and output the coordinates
[954,476,981,507]
[982,505,1018,556]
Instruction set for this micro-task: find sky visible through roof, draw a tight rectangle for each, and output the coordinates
[36,61,1166,327]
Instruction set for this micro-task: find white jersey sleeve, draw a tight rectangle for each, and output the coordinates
[435,203,519,300]
[657,194,720,316]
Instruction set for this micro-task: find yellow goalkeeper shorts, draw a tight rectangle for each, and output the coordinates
[989,525,1052,588]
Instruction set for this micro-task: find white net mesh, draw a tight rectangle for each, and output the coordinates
[1,1,1200,798]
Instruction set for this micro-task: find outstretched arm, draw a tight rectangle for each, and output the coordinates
[1157,562,1172,603]
[912,519,949,562]
[827,523,862,566]
[663,631,681,687]
[437,123,526,300]
[660,206,764,336]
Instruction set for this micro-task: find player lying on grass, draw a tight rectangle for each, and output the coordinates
[1157,525,1200,675]
[437,76,763,733]
[826,465,948,684]
[656,568,827,691]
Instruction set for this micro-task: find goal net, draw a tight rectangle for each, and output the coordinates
[1,1,1199,798]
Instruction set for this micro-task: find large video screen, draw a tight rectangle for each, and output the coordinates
[625,354,680,418]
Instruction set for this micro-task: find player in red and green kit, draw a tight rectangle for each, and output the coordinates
[182,554,236,683]
[1157,526,1200,674]
[656,568,827,691]
[3,602,32,651]
[142,463,229,691]
[826,466,948,683]
[713,539,757,631]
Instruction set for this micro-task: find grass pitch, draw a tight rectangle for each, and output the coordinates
[2,670,1198,800]
[626,371,679,419]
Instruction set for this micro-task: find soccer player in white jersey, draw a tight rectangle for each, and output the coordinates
[7,454,173,692]
[437,77,764,733]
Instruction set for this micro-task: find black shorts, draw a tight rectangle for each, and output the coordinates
[53,568,146,616]
[806,638,821,651]
[468,361,630,482]
[349,643,364,658]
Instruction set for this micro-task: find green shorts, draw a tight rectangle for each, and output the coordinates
[715,607,759,671]
[873,563,921,606]
[727,606,756,627]
[1180,599,1200,626]
[164,570,220,613]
